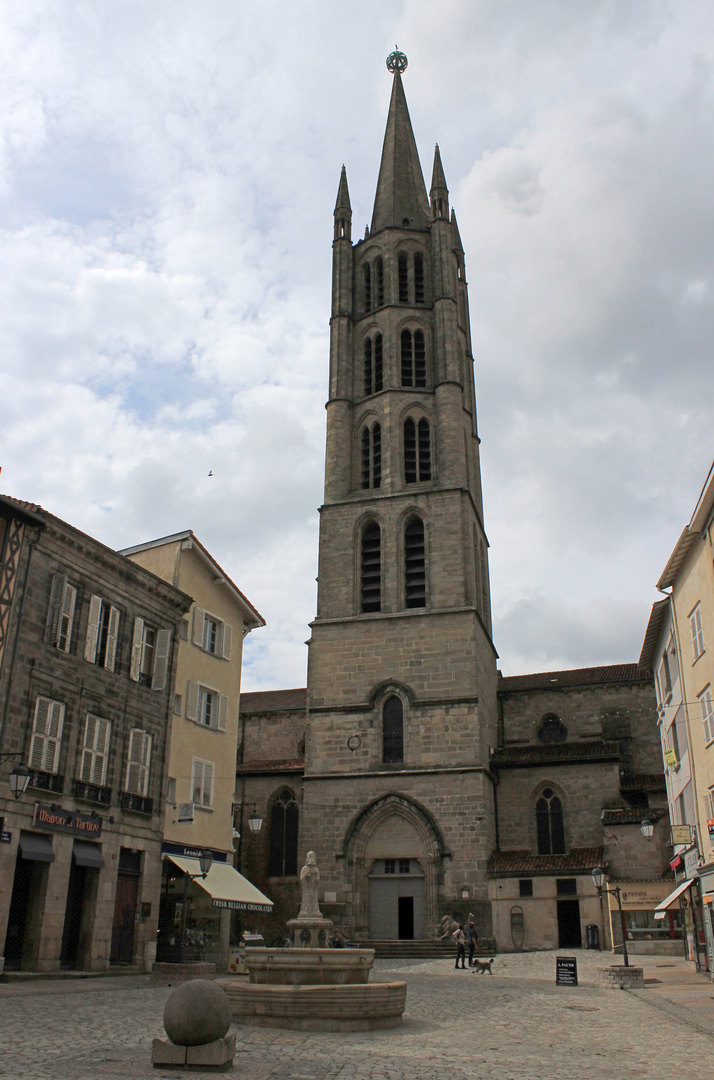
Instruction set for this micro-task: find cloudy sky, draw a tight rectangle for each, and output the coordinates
[2,0,713,690]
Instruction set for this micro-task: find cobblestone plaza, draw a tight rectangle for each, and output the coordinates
[1,952,713,1080]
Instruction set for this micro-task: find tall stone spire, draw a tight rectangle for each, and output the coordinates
[333,165,352,241]
[370,71,430,234]
[429,144,449,220]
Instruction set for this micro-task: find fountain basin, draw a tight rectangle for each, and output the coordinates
[244,947,374,985]
[216,978,407,1031]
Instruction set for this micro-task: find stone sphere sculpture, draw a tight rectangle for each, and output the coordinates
[163,979,232,1047]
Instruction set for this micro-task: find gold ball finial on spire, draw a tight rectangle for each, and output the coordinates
[386,47,408,74]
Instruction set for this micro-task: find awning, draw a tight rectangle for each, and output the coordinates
[19,831,54,863]
[73,840,104,868]
[654,879,694,919]
[164,855,273,912]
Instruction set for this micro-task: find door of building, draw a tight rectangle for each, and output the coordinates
[3,853,35,970]
[557,899,582,948]
[398,896,414,940]
[368,859,425,938]
[60,860,92,969]
[110,873,139,964]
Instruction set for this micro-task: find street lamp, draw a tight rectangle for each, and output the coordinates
[247,809,263,834]
[640,819,654,841]
[591,866,630,968]
[1,755,31,800]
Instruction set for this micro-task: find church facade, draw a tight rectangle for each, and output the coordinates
[235,57,671,953]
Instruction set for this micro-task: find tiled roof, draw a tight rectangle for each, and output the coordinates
[620,773,667,792]
[638,599,670,671]
[235,757,304,775]
[488,847,605,876]
[240,688,307,713]
[498,664,651,693]
[601,808,653,825]
[491,741,620,767]
[1,493,43,513]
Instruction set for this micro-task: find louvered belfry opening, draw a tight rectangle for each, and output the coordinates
[361,424,381,490]
[373,334,383,391]
[363,339,373,396]
[401,330,413,386]
[404,517,426,607]
[361,428,371,489]
[375,257,384,306]
[398,252,408,303]
[417,418,431,480]
[372,423,381,487]
[382,696,404,763]
[414,253,424,303]
[361,521,381,612]
[363,263,372,312]
[413,330,426,386]
[404,418,417,483]
[404,418,430,483]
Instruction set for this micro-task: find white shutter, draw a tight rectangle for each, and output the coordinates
[221,622,233,661]
[203,761,214,808]
[140,731,152,796]
[185,681,199,721]
[125,729,142,793]
[217,694,228,732]
[104,606,120,672]
[129,618,144,682]
[57,584,77,653]
[29,697,50,770]
[151,629,171,691]
[192,759,204,805]
[80,714,97,782]
[30,697,64,773]
[84,595,102,663]
[46,574,66,646]
[192,608,205,646]
[92,716,111,785]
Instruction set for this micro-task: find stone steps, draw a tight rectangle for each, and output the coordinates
[357,939,497,959]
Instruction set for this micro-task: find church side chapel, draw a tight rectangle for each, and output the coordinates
[236,54,671,954]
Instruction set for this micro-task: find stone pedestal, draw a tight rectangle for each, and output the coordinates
[286,917,333,949]
[151,1033,235,1071]
[595,965,645,989]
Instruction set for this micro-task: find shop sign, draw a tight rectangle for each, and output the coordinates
[617,883,671,908]
[685,848,700,879]
[664,749,678,768]
[34,803,102,837]
[161,842,227,863]
[708,819,714,839]
[211,898,273,912]
[1,831,11,843]
[672,824,693,846]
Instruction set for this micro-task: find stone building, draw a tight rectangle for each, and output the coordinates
[232,57,671,954]
[0,495,191,972]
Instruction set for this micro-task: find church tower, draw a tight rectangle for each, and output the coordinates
[303,52,498,941]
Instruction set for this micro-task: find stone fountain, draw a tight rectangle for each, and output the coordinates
[216,852,406,1031]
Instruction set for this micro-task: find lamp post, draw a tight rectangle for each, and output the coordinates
[0,755,31,800]
[232,801,263,944]
[179,848,213,961]
[591,866,629,967]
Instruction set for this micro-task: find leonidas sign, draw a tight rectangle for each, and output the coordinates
[34,803,102,837]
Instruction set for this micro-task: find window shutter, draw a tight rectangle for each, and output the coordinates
[204,762,214,808]
[30,698,64,773]
[29,697,50,771]
[140,732,152,796]
[104,606,120,672]
[58,584,77,653]
[81,714,97,782]
[46,574,67,646]
[221,622,233,661]
[84,595,102,663]
[192,759,203,805]
[125,729,142,793]
[186,681,199,721]
[192,608,205,646]
[93,717,111,785]
[130,618,144,682]
[151,629,171,691]
[217,694,228,732]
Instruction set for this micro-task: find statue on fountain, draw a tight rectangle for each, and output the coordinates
[287,850,332,948]
[298,851,321,918]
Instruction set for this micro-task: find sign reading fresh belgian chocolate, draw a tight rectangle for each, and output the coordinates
[556,956,578,986]
[34,803,102,837]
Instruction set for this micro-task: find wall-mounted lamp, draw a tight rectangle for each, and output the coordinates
[1,755,30,800]
[640,819,654,841]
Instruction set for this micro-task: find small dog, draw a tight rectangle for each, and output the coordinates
[470,957,495,974]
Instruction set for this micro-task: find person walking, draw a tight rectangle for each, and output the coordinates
[452,924,466,969]
[466,918,478,966]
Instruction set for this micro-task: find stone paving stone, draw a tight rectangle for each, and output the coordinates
[0,953,713,1079]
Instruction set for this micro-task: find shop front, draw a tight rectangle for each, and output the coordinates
[655,867,708,970]
[157,843,272,970]
[606,880,682,956]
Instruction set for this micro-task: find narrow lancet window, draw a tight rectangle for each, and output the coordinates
[401,330,413,386]
[363,263,372,313]
[375,258,384,307]
[374,334,383,392]
[383,696,404,763]
[361,424,381,489]
[418,418,431,480]
[361,427,371,489]
[404,517,426,608]
[414,330,426,387]
[404,418,431,483]
[361,522,381,612]
[398,253,408,303]
[414,254,424,304]
[536,789,565,855]
[364,339,373,397]
[404,418,416,483]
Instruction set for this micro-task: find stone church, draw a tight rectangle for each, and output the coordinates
[235,55,671,954]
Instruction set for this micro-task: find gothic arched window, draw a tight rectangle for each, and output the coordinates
[398,253,409,303]
[361,521,381,612]
[538,715,568,744]
[383,696,404,763]
[375,258,384,307]
[536,788,565,855]
[401,330,426,388]
[404,418,431,483]
[363,263,372,313]
[269,789,299,877]
[414,254,424,304]
[361,423,381,490]
[404,516,426,608]
[363,335,383,397]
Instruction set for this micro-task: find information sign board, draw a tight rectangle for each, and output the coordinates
[556,956,578,986]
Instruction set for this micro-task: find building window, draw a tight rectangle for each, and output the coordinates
[400,330,426,388]
[399,858,410,874]
[375,258,384,307]
[360,521,381,613]
[192,758,215,810]
[519,879,533,897]
[691,604,704,661]
[29,696,65,774]
[173,694,183,716]
[384,858,396,874]
[124,729,152,797]
[269,789,299,876]
[414,254,424,303]
[536,788,565,855]
[404,418,431,483]
[84,595,121,672]
[363,262,372,312]
[79,714,111,787]
[361,423,381,490]
[192,610,233,660]
[699,686,714,744]
[46,574,77,653]
[404,517,426,608]
[556,878,577,896]
[130,619,172,690]
[537,715,567,744]
[398,253,408,303]
[383,696,404,763]
[185,682,229,731]
[363,335,383,397]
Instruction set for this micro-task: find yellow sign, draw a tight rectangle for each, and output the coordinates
[671,824,693,845]
[664,749,678,768]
